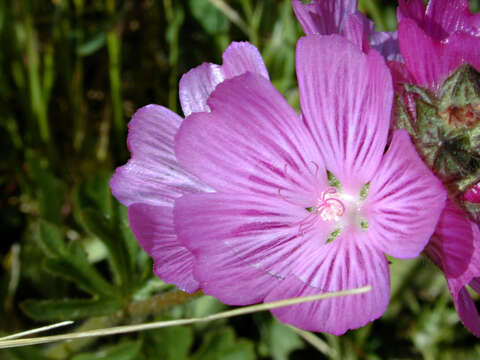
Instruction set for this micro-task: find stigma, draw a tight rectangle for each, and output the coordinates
[314,188,346,222]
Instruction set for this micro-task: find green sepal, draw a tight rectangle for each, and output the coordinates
[438,64,480,115]
[393,94,415,136]
[404,83,436,105]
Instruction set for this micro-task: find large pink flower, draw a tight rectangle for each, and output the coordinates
[110,42,269,293]
[173,35,446,334]
[395,0,480,336]
[292,0,401,61]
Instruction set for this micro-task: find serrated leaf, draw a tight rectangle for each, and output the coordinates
[44,241,117,297]
[21,297,123,321]
[37,220,66,258]
[72,341,142,360]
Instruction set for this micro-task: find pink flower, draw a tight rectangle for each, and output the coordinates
[397,0,480,89]
[110,42,269,293]
[173,35,445,334]
[395,0,480,336]
[425,201,480,336]
[292,0,401,61]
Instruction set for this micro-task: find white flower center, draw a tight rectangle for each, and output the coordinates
[314,188,345,222]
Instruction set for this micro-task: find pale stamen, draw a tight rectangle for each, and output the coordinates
[314,188,345,222]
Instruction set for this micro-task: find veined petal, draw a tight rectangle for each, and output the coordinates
[292,0,357,35]
[175,72,325,203]
[342,13,371,53]
[179,42,268,117]
[174,192,332,303]
[296,35,392,192]
[179,63,223,117]
[221,42,269,80]
[265,230,389,335]
[397,0,426,29]
[129,204,199,293]
[365,130,446,259]
[291,0,323,35]
[110,105,211,207]
[426,0,480,38]
[399,19,480,89]
[425,201,480,336]
[455,287,480,337]
[425,201,480,290]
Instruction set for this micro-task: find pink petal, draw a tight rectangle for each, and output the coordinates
[220,42,269,80]
[174,192,333,304]
[464,183,480,203]
[398,19,480,89]
[425,201,480,336]
[179,63,223,116]
[129,203,199,293]
[455,287,480,337]
[397,0,426,28]
[175,72,324,203]
[110,105,210,207]
[296,35,392,192]
[292,0,357,35]
[364,130,446,259]
[426,0,480,39]
[179,42,268,117]
[265,229,390,335]
[342,13,371,53]
[425,201,480,289]
[291,0,323,35]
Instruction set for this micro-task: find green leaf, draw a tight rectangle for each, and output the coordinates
[144,326,193,360]
[192,327,255,360]
[26,151,66,225]
[189,0,229,35]
[37,220,66,258]
[72,341,142,360]
[44,241,117,297]
[78,207,133,292]
[261,318,304,360]
[21,297,123,321]
[5,347,47,360]
[77,32,107,57]
[73,173,113,220]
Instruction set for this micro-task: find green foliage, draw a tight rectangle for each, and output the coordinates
[191,327,255,360]
[71,341,142,360]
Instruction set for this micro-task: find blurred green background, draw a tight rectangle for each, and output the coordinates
[1,0,480,359]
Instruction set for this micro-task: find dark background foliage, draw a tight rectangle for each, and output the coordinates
[1,0,480,359]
